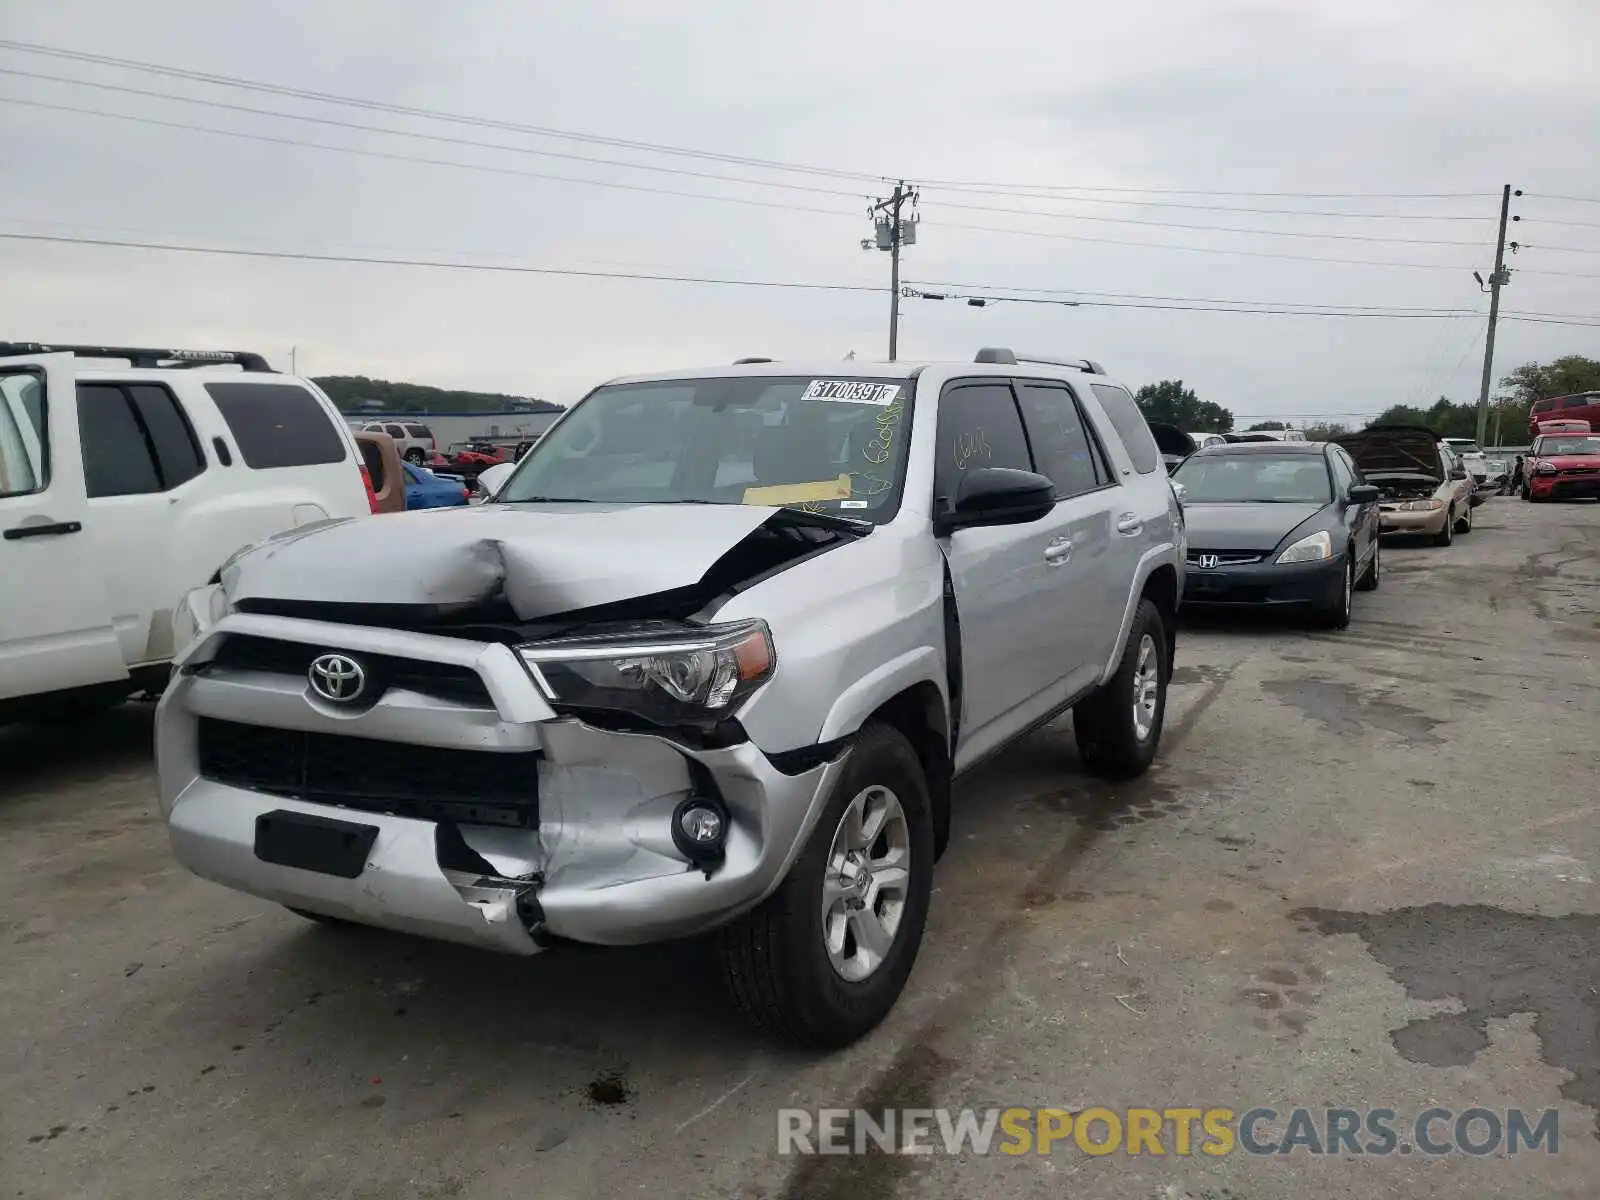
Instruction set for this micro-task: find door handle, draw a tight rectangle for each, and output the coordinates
[4,520,83,541]
[1043,537,1073,564]
[1115,513,1143,536]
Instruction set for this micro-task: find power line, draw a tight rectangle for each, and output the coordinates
[0,66,871,201]
[925,197,1488,247]
[901,286,1477,319]
[908,279,1478,313]
[0,231,886,291]
[0,96,863,220]
[0,38,885,183]
[1522,193,1600,206]
[914,178,1495,200]
[926,218,1476,270]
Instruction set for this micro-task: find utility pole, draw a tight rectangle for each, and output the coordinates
[864,182,918,360]
[290,345,298,375]
[1474,185,1520,449]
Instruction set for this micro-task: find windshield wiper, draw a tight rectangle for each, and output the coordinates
[504,496,598,503]
[767,506,874,535]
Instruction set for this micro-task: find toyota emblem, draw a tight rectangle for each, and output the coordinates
[1197,554,1220,570]
[308,652,367,703]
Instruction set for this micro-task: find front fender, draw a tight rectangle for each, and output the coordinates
[1099,546,1183,686]
[816,646,948,744]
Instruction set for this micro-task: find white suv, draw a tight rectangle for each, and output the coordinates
[157,350,1185,1045]
[0,343,377,721]
[361,421,435,464]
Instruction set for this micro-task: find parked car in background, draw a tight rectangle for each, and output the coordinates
[1528,393,1600,440]
[445,442,515,480]
[1148,423,1198,474]
[361,421,436,464]
[157,348,1183,1046]
[0,342,375,722]
[1171,440,1380,628]
[1186,432,1227,451]
[1521,431,1600,502]
[403,463,473,509]
[1333,425,1473,546]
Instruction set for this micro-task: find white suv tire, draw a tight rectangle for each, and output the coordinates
[1072,599,1169,779]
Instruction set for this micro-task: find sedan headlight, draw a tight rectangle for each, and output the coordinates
[517,619,775,727]
[1396,498,1445,511]
[1276,529,1333,564]
[1534,461,1557,476]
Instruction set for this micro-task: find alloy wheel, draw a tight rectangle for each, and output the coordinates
[823,786,912,982]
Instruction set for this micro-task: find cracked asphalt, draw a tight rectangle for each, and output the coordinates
[3,495,1597,1199]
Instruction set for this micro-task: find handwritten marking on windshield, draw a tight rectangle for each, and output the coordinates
[861,400,905,465]
[954,429,992,470]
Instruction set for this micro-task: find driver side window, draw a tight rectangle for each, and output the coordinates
[932,382,1032,506]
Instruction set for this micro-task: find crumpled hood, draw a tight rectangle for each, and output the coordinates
[222,502,785,618]
[1183,502,1326,552]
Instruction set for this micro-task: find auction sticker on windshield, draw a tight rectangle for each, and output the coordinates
[802,380,901,406]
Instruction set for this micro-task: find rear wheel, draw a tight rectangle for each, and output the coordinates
[718,724,933,1047]
[1073,599,1168,779]
[1356,539,1381,591]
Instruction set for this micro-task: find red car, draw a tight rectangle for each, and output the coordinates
[1522,431,1600,502]
[1528,392,1600,440]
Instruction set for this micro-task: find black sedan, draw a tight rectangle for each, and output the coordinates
[1171,441,1382,629]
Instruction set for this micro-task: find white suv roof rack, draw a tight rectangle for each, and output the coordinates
[0,341,275,372]
[973,347,1105,375]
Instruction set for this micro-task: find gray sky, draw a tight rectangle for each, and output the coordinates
[1,0,1596,426]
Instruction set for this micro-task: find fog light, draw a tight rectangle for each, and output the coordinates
[671,797,728,868]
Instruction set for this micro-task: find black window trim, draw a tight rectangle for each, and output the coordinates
[0,366,50,497]
[1010,375,1119,502]
[932,376,1037,510]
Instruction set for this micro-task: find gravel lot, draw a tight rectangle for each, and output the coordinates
[4,495,1598,1200]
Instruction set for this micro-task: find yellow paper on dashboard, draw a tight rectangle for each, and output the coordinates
[742,474,854,506]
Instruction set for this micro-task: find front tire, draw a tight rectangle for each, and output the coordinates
[718,724,934,1047]
[1312,556,1355,630]
[1073,599,1169,779]
[404,448,425,465]
[1455,503,1473,533]
[1433,510,1455,546]
[1356,538,1381,591]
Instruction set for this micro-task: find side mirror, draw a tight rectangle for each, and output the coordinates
[1171,481,1188,505]
[1347,483,1380,504]
[476,461,516,498]
[934,467,1055,537]
[1450,467,1468,481]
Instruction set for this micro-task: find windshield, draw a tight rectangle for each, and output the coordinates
[1173,454,1332,503]
[497,375,913,521]
[1537,436,1600,456]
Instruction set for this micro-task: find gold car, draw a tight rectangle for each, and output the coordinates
[1332,426,1474,546]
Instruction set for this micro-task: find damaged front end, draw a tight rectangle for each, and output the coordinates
[157,502,866,954]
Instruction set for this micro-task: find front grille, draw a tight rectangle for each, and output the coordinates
[197,718,539,828]
[1187,550,1263,566]
[1558,467,1599,476]
[207,635,492,707]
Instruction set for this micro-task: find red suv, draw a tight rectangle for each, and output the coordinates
[1528,392,1600,440]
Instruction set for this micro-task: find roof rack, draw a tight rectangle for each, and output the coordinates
[0,342,276,372]
[973,347,1104,375]
[732,356,774,364]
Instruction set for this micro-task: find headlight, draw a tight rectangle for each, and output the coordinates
[517,619,775,727]
[1534,461,1556,475]
[1276,529,1333,564]
[1396,499,1445,511]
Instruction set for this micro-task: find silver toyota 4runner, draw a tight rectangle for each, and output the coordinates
[157,348,1185,1046]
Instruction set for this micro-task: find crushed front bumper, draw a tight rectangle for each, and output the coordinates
[157,611,846,956]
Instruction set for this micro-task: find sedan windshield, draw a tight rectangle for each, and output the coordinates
[1173,454,1332,503]
[497,375,913,522]
[1537,436,1600,456]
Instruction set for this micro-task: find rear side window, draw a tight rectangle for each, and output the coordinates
[77,383,205,497]
[1014,381,1108,499]
[405,424,432,439]
[0,370,48,496]
[205,382,348,469]
[356,438,388,492]
[1088,382,1161,474]
[933,382,1032,503]
[1532,398,1556,413]
[384,423,406,439]
[1560,396,1592,410]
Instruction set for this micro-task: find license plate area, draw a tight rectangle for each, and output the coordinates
[255,810,379,878]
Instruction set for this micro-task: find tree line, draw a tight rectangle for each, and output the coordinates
[315,375,561,416]
[1133,354,1600,444]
